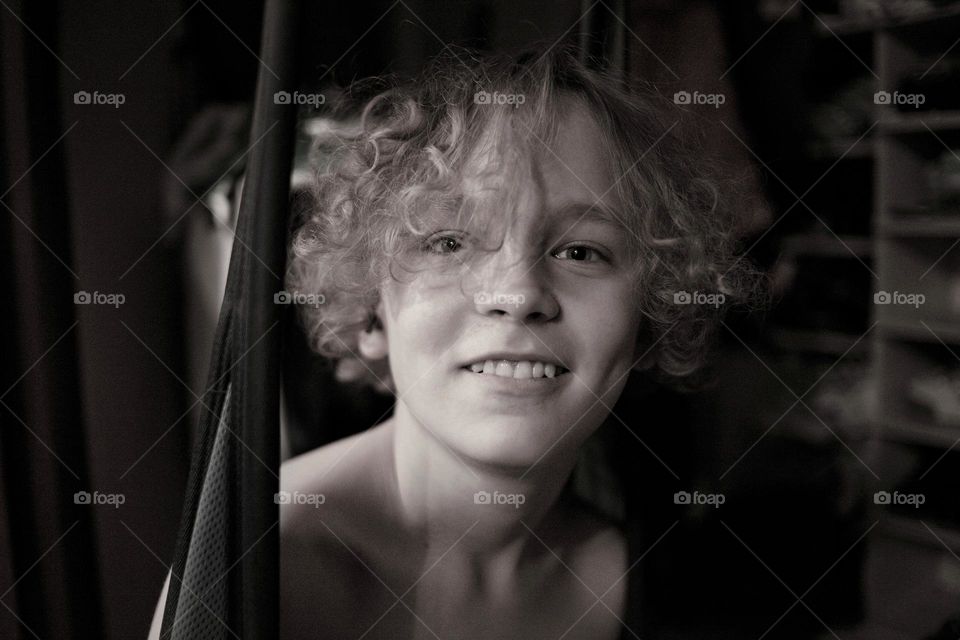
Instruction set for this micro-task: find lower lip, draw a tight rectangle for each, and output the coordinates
[459,367,570,395]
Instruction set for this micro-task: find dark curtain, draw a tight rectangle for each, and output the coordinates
[1,1,192,637]
[1,1,104,637]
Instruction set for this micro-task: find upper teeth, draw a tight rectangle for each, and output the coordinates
[467,360,567,379]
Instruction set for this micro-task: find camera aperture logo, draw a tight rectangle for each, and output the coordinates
[673,290,725,308]
[874,491,924,508]
[274,91,326,108]
[474,291,526,307]
[74,290,125,308]
[874,91,925,109]
[674,490,725,508]
[874,290,924,309]
[74,490,125,509]
[74,90,125,108]
[673,90,725,108]
[474,490,526,509]
[274,290,325,308]
[274,490,326,508]
[473,90,526,107]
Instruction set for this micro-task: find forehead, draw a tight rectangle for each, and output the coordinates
[538,104,618,206]
[459,101,622,223]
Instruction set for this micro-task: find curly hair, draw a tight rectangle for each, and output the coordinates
[285,44,764,394]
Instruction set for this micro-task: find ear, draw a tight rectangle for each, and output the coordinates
[357,301,388,360]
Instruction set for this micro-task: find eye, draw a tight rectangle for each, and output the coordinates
[553,244,605,263]
[422,231,465,255]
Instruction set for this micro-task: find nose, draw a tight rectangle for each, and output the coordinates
[472,253,560,323]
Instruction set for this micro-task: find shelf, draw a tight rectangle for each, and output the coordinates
[879,110,960,134]
[816,3,960,37]
[877,318,960,344]
[886,2,960,35]
[782,233,873,258]
[881,416,960,449]
[877,512,960,551]
[878,216,960,236]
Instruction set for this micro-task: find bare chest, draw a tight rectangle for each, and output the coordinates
[282,544,626,640]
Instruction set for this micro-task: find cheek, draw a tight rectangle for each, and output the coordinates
[383,286,462,378]
[571,287,640,375]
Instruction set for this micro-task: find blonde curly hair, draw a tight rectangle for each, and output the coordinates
[285,44,763,394]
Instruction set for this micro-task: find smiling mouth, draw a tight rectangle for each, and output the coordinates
[462,360,570,380]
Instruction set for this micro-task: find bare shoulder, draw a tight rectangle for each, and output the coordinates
[280,425,380,497]
[280,423,394,638]
[280,423,391,535]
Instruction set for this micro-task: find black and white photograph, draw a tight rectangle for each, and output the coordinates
[2,1,960,638]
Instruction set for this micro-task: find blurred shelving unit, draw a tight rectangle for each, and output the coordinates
[818,2,960,638]
[763,1,879,450]
[761,2,960,638]
[872,2,960,459]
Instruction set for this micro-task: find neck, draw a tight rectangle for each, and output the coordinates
[385,402,580,570]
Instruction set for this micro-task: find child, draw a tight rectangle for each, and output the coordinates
[280,44,757,640]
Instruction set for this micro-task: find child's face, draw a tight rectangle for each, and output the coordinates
[378,103,642,468]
